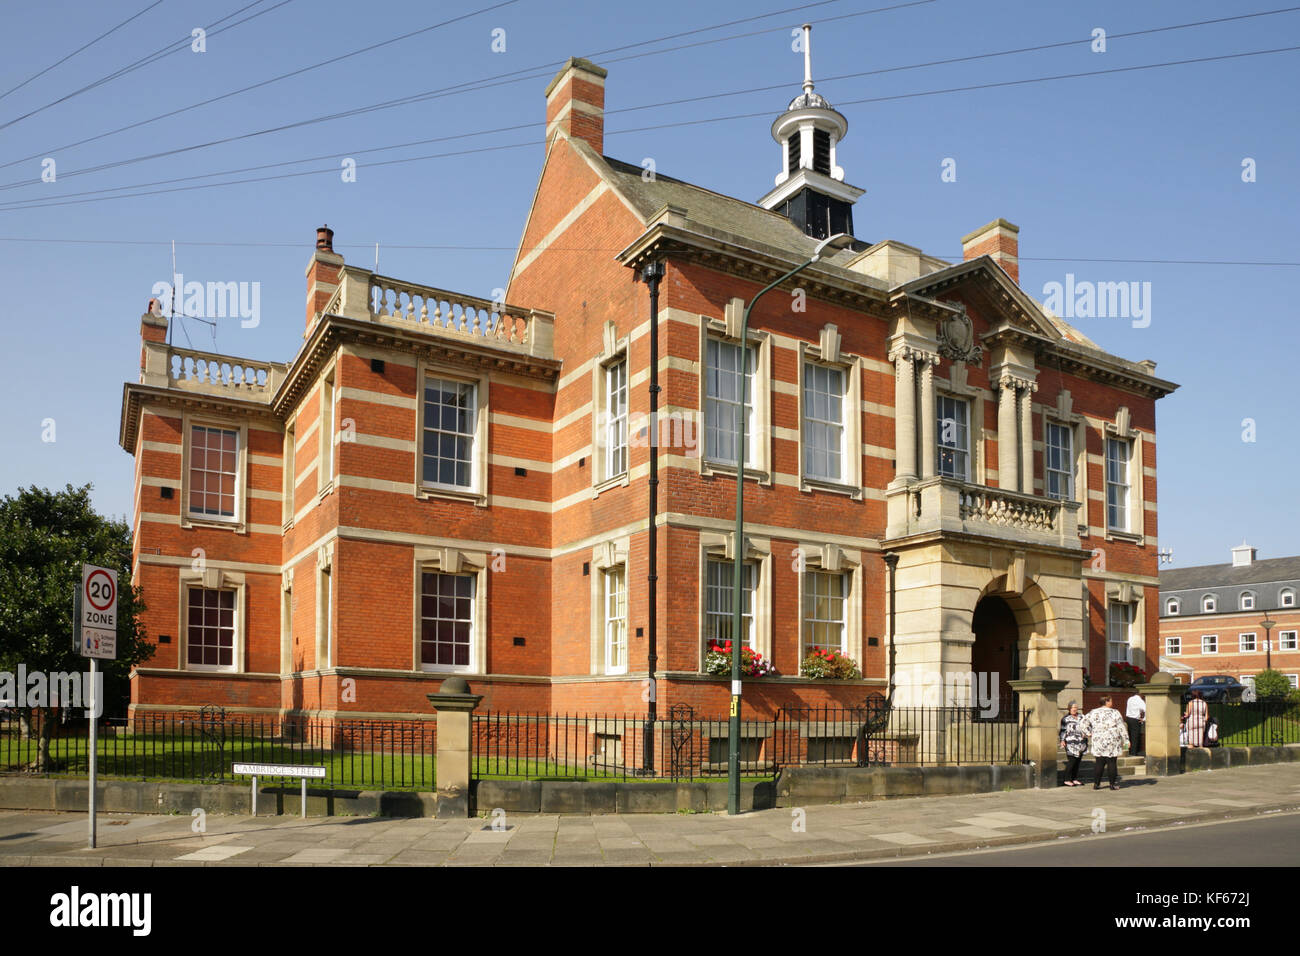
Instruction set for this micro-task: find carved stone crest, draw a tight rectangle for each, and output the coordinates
[937,301,982,365]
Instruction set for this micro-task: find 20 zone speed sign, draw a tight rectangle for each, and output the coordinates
[80,564,118,660]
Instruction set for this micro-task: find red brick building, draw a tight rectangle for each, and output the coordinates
[1158,544,1300,690]
[119,45,1177,723]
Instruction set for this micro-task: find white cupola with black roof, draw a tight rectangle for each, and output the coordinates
[758,23,865,240]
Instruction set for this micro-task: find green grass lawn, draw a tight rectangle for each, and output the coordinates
[0,731,436,791]
[1210,705,1300,746]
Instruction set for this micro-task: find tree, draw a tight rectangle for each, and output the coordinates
[0,484,152,770]
[1253,669,1291,702]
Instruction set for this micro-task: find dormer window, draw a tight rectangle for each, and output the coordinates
[1165,598,1180,616]
[1202,594,1217,613]
[1240,591,1255,611]
[1281,588,1296,608]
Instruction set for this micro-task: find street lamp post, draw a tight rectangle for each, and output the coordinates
[1261,613,1276,671]
[728,233,854,816]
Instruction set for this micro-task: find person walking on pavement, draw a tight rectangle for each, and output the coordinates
[1183,689,1209,747]
[1059,700,1088,786]
[1081,695,1129,790]
[1125,690,1146,757]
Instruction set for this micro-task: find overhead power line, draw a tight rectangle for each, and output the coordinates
[0,0,169,104]
[1,4,1292,199]
[3,42,1298,213]
[0,0,292,131]
[0,236,1295,268]
[0,0,934,178]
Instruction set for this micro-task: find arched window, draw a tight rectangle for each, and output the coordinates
[1280,588,1296,608]
[1240,591,1256,611]
[1165,598,1180,615]
[1202,594,1217,613]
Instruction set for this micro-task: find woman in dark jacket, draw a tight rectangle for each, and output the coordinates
[1059,700,1087,786]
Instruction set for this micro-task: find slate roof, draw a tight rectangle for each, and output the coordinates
[1160,555,1300,592]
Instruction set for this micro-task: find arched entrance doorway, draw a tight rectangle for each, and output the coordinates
[971,595,1021,719]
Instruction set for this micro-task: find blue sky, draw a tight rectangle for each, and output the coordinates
[1,0,1296,571]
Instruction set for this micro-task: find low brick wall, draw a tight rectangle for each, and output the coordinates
[0,777,435,818]
[1180,743,1300,773]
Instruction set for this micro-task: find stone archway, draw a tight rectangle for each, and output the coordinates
[971,594,1020,714]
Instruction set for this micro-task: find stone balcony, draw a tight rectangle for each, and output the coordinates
[324,266,554,359]
[886,476,1083,551]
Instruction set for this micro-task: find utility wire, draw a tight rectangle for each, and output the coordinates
[0,0,931,177]
[0,0,288,131]
[1,3,1290,198]
[4,43,1298,213]
[0,0,168,104]
[0,236,1294,267]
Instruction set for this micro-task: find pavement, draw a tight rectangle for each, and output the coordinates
[2,763,1299,866]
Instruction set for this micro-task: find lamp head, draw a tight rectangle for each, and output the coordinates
[810,232,854,262]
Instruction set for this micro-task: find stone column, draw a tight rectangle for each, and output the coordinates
[428,677,483,818]
[1018,382,1036,494]
[893,350,917,482]
[919,356,937,479]
[1008,666,1068,788]
[1135,672,1185,776]
[997,376,1019,491]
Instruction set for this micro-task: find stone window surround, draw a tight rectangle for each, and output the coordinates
[176,566,247,674]
[589,536,631,675]
[699,531,772,670]
[280,568,294,674]
[591,320,631,497]
[796,542,864,666]
[179,412,249,534]
[1103,406,1146,546]
[317,361,337,500]
[699,308,773,483]
[1104,579,1146,668]
[281,418,296,530]
[797,324,863,498]
[938,361,988,486]
[415,359,490,507]
[1041,389,1090,535]
[315,542,334,670]
[412,546,489,675]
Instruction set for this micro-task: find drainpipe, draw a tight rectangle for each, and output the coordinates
[638,260,664,775]
[884,552,899,704]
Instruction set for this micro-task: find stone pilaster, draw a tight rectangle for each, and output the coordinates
[892,349,917,483]
[997,376,1019,491]
[1018,380,1037,493]
[919,354,938,479]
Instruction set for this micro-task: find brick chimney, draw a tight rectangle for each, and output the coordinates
[545,57,607,154]
[305,224,344,333]
[961,218,1020,284]
[139,299,168,385]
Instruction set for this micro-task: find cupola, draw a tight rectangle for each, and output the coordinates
[757,24,864,240]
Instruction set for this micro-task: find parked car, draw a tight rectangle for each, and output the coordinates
[1182,675,1246,703]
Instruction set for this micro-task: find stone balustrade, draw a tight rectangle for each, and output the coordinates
[886,476,1081,549]
[325,266,554,359]
[140,340,284,401]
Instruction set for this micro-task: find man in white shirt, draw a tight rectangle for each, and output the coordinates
[1125,692,1146,756]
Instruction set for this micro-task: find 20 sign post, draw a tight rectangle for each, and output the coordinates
[78,564,117,849]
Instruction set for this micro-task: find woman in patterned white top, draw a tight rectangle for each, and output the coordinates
[1059,701,1087,786]
[1081,695,1130,790]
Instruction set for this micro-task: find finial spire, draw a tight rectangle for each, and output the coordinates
[802,23,814,94]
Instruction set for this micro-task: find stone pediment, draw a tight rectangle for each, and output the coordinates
[899,258,1062,343]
